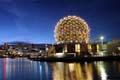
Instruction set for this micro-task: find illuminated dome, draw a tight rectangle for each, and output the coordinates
[54,16,90,43]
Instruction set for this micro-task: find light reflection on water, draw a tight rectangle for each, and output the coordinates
[0,58,120,80]
[52,62,93,80]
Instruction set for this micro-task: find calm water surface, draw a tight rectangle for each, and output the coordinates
[0,58,120,80]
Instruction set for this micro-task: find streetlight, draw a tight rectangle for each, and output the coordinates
[100,36,104,40]
[100,36,104,51]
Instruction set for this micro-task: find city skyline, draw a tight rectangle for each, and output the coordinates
[0,0,120,43]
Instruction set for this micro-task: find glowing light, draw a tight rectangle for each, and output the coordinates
[69,63,75,72]
[100,36,104,51]
[99,51,104,56]
[75,44,80,52]
[54,16,90,43]
[96,62,107,80]
[100,36,104,40]
[39,65,42,80]
[100,66,107,80]
[55,53,65,58]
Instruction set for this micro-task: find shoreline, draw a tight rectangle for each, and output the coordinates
[28,55,120,62]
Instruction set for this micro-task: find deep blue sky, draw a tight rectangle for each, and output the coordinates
[0,0,120,43]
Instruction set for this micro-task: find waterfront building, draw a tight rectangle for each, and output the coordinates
[107,40,120,55]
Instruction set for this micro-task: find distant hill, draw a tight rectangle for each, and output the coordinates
[0,41,52,49]
[7,41,31,45]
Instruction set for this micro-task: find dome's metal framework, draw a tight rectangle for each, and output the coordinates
[54,16,90,44]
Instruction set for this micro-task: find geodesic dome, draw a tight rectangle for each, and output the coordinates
[54,16,90,43]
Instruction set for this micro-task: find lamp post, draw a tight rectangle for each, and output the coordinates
[100,36,104,51]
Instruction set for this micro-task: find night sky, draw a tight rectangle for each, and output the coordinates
[0,0,120,44]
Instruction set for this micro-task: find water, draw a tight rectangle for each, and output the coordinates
[0,58,120,80]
